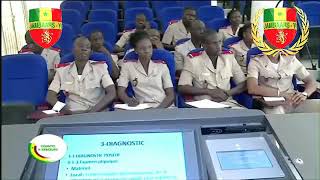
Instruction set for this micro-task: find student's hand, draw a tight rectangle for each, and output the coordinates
[127,98,140,107]
[290,91,307,105]
[207,88,229,102]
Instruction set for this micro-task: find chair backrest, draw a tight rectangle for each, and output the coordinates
[124,1,149,10]
[223,36,242,49]
[60,52,113,74]
[151,1,180,16]
[91,1,119,11]
[159,7,184,32]
[297,1,320,26]
[207,18,230,31]
[2,54,48,105]
[62,9,82,34]
[81,22,117,45]
[124,21,158,30]
[180,1,211,9]
[88,9,118,32]
[197,6,225,23]
[60,1,87,20]
[124,7,154,24]
[55,23,76,57]
[123,49,176,97]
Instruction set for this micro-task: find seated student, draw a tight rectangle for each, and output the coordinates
[219,8,243,42]
[229,23,255,74]
[47,36,116,114]
[146,29,164,49]
[117,31,175,108]
[247,51,318,114]
[178,29,247,107]
[89,30,120,80]
[162,7,197,50]
[175,20,205,75]
[19,30,60,83]
[113,14,151,53]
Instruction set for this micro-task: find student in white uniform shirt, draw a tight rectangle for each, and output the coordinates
[229,23,255,74]
[19,31,60,83]
[117,31,175,108]
[162,7,197,50]
[113,14,151,53]
[219,9,243,42]
[175,20,205,75]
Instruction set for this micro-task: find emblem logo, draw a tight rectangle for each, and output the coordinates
[252,7,309,56]
[29,8,62,48]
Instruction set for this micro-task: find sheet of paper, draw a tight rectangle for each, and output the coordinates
[52,101,66,112]
[186,99,230,108]
[263,97,285,102]
[42,110,58,115]
[114,103,152,110]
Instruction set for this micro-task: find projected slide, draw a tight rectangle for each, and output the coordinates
[57,132,187,180]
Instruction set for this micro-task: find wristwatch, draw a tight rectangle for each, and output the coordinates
[302,92,308,97]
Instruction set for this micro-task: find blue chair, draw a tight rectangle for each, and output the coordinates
[2,54,48,106]
[179,1,211,9]
[92,1,119,11]
[159,7,184,32]
[62,9,82,34]
[124,1,149,10]
[88,9,118,32]
[207,18,230,31]
[81,22,117,46]
[124,21,158,30]
[297,1,320,27]
[151,1,180,17]
[223,36,242,49]
[55,23,76,57]
[123,49,176,99]
[124,7,154,25]
[197,6,225,24]
[60,1,87,21]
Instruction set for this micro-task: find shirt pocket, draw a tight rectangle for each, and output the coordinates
[61,81,74,92]
[85,79,101,89]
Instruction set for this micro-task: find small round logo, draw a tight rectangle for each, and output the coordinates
[29,134,67,163]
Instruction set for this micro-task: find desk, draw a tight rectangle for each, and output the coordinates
[266,113,320,180]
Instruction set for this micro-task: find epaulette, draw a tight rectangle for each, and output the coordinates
[49,46,61,52]
[55,62,71,68]
[169,19,179,25]
[123,28,136,33]
[123,59,138,63]
[222,49,234,55]
[176,38,191,46]
[90,60,106,65]
[187,48,204,58]
[152,59,166,64]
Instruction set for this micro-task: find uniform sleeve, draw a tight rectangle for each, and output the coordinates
[174,49,184,71]
[100,64,114,88]
[218,30,225,42]
[178,57,194,86]
[162,25,174,45]
[48,70,61,93]
[52,53,61,70]
[162,65,173,89]
[117,63,130,88]
[247,58,260,79]
[231,56,246,84]
[115,32,130,48]
[292,56,310,80]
